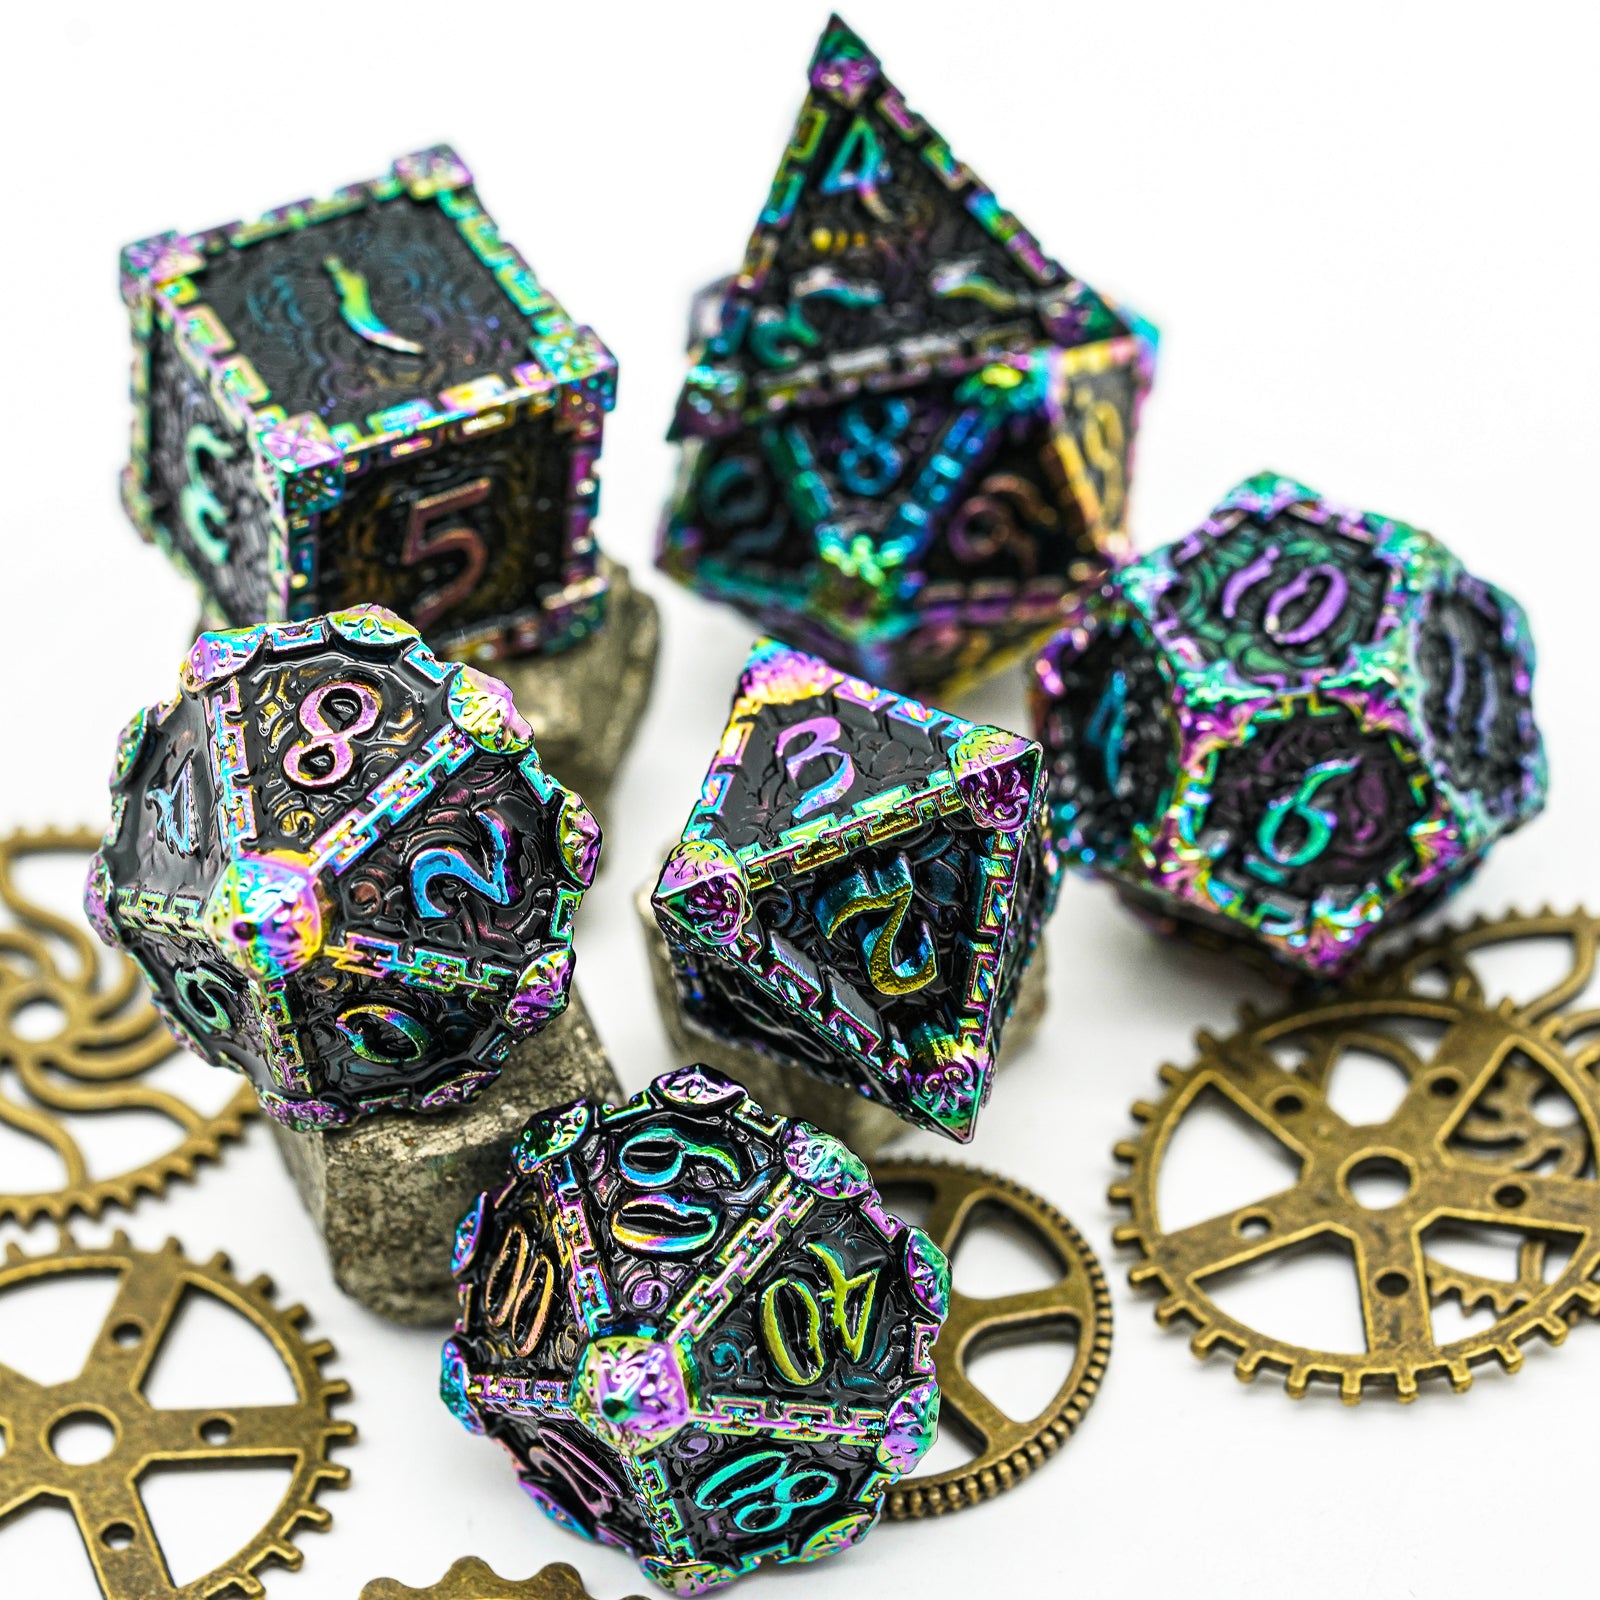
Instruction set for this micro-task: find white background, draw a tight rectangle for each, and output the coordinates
[2,3,1598,1597]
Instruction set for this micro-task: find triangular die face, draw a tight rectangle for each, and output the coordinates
[691,641,973,858]
[688,16,1127,422]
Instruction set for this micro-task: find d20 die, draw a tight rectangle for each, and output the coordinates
[651,638,1053,1141]
[85,606,600,1129]
[121,144,613,662]
[1030,472,1547,976]
[442,1064,948,1594]
[657,16,1155,698]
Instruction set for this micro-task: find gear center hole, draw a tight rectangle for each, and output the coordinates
[48,1409,118,1464]
[1343,1155,1414,1211]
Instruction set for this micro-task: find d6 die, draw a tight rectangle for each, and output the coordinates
[657,16,1155,699]
[652,638,1053,1142]
[121,145,613,662]
[1030,472,1547,975]
[85,606,599,1128]
[442,1064,948,1594]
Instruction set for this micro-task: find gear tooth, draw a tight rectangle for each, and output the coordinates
[294,1504,333,1531]
[1284,1365,1310,1398]
[1110,1220,1140,1244]
[249,1273,275,1297]
[111,1228,132,1249]
[1339,1372,1363,1405]
[1496,1341,1524,1373]
[1126,1257,1159,1285]
[1107,1180,1132,1204]
[1153,1294,1184,1326]
[1540,1315,1570,1345]
[1157,1062,1186,1087]
[1191,1326,1222,1357]
[4,1241,22,1264]
[1196,1030,1218,1050]
[205,1249,231,1274]
[283,1304,311,1329]
[1111,1142,1140,1165]
[304,1336,333,1360]
[1236,1002,1260,1027]
[1448,1360,1472,1393]
[1130,1099,1158,1123]
[1394,1368,1419,1403]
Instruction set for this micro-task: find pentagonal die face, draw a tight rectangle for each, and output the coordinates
[444,1067,947,1594]
[88,610,596,1127]
[1032,476,1546,974]
[654,641,1052,1141]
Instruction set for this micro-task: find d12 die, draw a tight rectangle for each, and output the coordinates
[657,16,1155,700]
[652,639,1053,1142]
[85,607,600,1129]
[120,145,613,662]
[1030,472,1547,976]
[441,1064,948,1594]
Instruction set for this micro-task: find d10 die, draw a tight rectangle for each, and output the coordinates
[657,16,1155,699]
[121,145,613,662]
[1030,472,1547,975]
[85,607,600,1129]
[652,638,1053,1142]
[442,1064,948,1594]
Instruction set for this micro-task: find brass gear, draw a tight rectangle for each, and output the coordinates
[1111,981,1600,1401]
[1363,904,1600,1033]
[0,1231,353,1597]
[871,1160,1111,1518]
[361,1557,646,1599]
[0,825,256,1225]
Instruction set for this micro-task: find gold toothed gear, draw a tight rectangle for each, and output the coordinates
[0,825,256,1225]
[1111,938,1600,1402]
[0,1231,353,1598]
[872,1160,1111,1518]
[1361,904,1600,1025]
[360,1557,647,1600]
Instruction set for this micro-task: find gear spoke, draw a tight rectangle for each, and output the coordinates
[90,1253,186,1388]
[1430,1160,1600,1236]
[1155,1182,1333,1282]
[73,1468,180,1600]
[137,1401,319,1464]
[1384,1014,1518,1148]
[1202,1047,1342,1146]
[1353,1227,1432,1357]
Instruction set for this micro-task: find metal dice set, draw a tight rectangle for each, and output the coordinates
[73,10,1553,1599]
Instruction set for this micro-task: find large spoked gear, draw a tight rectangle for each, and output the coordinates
[1111,982,1600,1401]
[0,825,256,1225]
[872,1161,1111,1517]
[361,1558,645,1599]
[0,1232,353,1598]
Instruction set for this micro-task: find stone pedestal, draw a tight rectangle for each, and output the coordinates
[483,557,658,829]
[635,888,1048,1161]
[197,556,659,831]
[270,990,619,1326]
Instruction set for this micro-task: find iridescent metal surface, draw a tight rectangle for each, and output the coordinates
[121,145,613,662]
[87,607,598,1130]
[652,638,1054,1143]
[1032,472,1547,975]
[443,1065,949,1594]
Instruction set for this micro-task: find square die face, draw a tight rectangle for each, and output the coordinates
[145,325,280,623]
[307,402,586,653]
[198,191,526,429]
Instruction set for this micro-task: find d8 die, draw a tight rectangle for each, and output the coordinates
[442,1064,948,1594]
[657,16,1155,699]
[85,607,600,1129]
[1030,472,1547,976]
[121,145,613,662]
[652,638,1053,1142]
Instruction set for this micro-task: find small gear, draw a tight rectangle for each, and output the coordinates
[0,1231,353,1597]
[0,825,256,1225]
[361,1557,646,1600]
[1111,976,1600,1401]
[871,1160,1111,1518]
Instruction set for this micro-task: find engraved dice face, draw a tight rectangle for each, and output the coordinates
[658,18,1155,699]
[86,607,599,1129]
[442,1066,948,1594]
[121,145,613,661]
[1030,473,1547,975]
[652,640,1053,1142]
